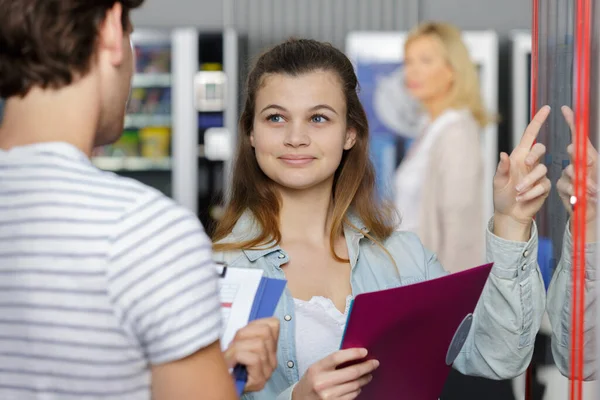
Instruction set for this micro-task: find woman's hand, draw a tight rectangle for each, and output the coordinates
[292,348,379,400]
[493,105,552,241]
[556,105,598,241]
[224,317,280,393]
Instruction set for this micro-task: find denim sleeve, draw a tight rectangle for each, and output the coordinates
[445,217,546,379]
[546,223,597,380]
[274,383,296,400]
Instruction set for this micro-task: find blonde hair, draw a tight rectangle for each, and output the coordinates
[405,21,492,127]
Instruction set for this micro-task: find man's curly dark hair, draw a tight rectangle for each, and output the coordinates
[0,0,144,98]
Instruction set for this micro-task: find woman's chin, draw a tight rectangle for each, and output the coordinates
[270,176,331,192]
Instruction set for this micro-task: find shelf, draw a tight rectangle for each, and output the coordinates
[132,73,171,88]
[124,114,171,128]
[92,157,172,171]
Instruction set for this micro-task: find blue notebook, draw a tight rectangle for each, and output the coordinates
[233,276,287,396]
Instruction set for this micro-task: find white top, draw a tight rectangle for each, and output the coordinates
[394,109,470,232]
[0,142,222,399]
[294,295,353,378]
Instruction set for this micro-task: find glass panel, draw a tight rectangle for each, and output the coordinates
[532,0,598,398]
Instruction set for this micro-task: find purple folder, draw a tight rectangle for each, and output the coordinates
[340,262,494,400]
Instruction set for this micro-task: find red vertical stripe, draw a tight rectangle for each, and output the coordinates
[525,2,539,398]
[571,0,582,395]
[578,0,591,394]
[572,0,590,398]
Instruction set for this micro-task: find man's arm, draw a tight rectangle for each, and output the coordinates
[107,193,238,399]
[152,341,237,400]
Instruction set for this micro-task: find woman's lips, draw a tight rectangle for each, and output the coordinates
[279,155,316,166]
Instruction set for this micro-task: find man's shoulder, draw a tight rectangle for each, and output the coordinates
[94,168,157,195]
[100,171,184,218]
[103,174,209,258]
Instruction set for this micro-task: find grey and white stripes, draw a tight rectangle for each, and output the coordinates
[0,142,222,399]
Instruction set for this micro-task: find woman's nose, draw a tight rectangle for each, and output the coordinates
[283,123,310,147]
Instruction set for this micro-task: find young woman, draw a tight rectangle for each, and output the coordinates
[395,22,490,274]
[212,38,550,400]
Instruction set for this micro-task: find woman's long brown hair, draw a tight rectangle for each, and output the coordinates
[212,38,397,261]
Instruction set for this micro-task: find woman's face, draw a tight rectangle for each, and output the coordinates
[250,70,356,192]
[404,35,454,104]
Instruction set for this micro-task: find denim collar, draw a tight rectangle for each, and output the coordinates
[225,210,368,264]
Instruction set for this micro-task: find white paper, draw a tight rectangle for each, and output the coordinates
[218,267,264,351]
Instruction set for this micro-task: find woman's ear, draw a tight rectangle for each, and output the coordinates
[344,127,357,150]
[250,132,255,148]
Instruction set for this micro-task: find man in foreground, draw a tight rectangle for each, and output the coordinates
[0,1,278,398]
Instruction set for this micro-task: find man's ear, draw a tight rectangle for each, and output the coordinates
[97,2,125,66]
[344,127,357,150]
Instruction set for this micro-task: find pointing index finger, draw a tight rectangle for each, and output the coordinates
[519,105,551,150]
[561,105,575,139]
[564,107,598,164]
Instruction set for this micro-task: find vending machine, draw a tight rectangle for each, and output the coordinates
[92,28,186,203]
[194,29,247,234]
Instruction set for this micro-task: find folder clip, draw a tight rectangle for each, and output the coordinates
[215,261,228,278]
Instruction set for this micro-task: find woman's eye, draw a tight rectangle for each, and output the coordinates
[267,114,284,123]
[311,114,328,123]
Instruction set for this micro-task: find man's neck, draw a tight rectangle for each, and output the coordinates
[0,82,100,156]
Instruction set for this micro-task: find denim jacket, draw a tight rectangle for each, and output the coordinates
[213,212,546,400]
[547,224,597,380]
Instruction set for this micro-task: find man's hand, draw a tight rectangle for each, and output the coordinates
[224,317,280,393]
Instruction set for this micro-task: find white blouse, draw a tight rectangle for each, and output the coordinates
[394,108,470,232]
[293,295,353,378]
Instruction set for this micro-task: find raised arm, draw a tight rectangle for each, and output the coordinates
[434,106,552,378]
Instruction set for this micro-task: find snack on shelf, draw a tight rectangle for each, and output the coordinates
[127,88,145,114]
[135,45,171,74]
[109,130,140,157]
[200,63,223,71]
[139,127,170,158]
[126,87,171,116]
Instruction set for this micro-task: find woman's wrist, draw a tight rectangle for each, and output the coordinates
[569,218,597,244]
[493,213,532,242]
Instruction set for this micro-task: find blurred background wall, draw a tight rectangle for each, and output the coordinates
[132,0,532,154]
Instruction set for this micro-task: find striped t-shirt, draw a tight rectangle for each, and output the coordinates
[0,142,222,399]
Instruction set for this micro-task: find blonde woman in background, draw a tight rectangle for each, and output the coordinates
[395,21,519,400]
[395,21,490,274]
